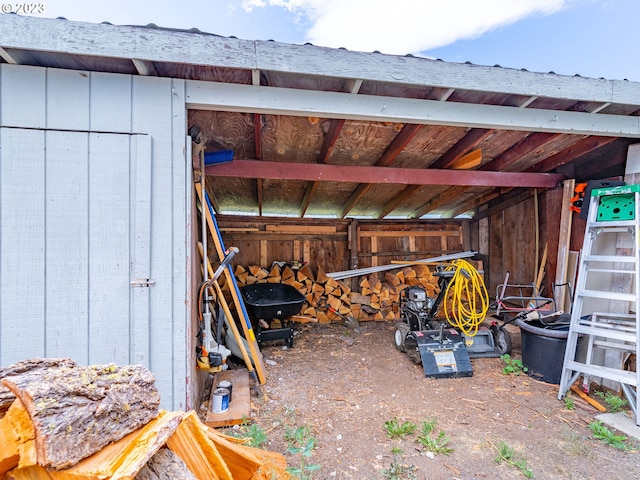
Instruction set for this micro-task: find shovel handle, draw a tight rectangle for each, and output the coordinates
[211,247,239,281]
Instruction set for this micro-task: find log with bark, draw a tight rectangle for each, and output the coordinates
[0,358,291,479]
[1,358,160,470]
[0,358,77,419]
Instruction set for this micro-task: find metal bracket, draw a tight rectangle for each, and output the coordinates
[130,278,156,287]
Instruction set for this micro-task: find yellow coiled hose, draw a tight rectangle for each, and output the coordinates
[443,259,489,337]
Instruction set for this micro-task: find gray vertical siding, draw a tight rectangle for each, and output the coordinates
[0,64,190,410]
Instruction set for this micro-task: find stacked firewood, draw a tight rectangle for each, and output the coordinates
[0,358,290,480]
[232,262,441,323]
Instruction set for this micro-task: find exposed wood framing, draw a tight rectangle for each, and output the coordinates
[207,160,565,188]
[430,128,493,169]
[342,123,424,218]
[186,81,640,138]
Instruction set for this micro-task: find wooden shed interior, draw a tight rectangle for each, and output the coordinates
[3,15,640,415]
[3,15,639,296]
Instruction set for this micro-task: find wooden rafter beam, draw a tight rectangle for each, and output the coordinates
[430,128,493,169]
[132,59,158,76]
[480,132,560,171]
[341,183,372,218]
[378,184,422,218]
[300,181,319,217]
[377,123,424,167]
[412,186,469,218]
[0,46,17,64]
[206,159,564,187]
[341,123,424,217]
[301,118,345,216]
[446,189,503,218]
[473,189,534,221]
[526,136,618,173]
[253,113,263,214]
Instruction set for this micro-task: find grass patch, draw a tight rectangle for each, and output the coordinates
[588,420,630,451]
[594,391,628,413]
[563,395,575,410]
[490,440,534,478]
[383,417,417,439]
[416,418,453,455]
[381,447,418,480]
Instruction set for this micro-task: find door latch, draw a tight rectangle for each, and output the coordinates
[130,278,156,287]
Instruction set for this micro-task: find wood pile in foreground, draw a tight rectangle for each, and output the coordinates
[231,262,441,323]
[0,358,290,480]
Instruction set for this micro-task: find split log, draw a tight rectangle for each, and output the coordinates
[5,410,184,479]
[384,272,401,287]
[349,292,371,306]
[281,266,295,281]
[0,397,34,476]
[1,359,160,470]
[315,266,329,284]
[206,426,290,480]
[135,447,197,480]
[296,264,314,283]
[165,411,232,480]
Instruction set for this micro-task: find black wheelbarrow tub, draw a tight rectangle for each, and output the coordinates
[240,283,305,319]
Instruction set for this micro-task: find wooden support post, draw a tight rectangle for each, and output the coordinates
[554,179,574,311]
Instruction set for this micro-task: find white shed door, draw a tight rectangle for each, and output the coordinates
[0,128,151,367]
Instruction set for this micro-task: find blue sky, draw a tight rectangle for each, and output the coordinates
[30,0,640,82]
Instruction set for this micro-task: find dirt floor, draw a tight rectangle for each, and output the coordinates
[212,320,639,480]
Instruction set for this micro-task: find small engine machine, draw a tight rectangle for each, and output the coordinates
[394,262,512,378]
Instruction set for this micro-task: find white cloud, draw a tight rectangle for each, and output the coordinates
[243,0,572,54]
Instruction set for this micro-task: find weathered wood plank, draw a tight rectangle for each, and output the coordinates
[45,131,90,362]
[46,69,90,131]
[88,133,131,366]
[89,72,133,133]
[0,128,46,365]
[0,65,46,128]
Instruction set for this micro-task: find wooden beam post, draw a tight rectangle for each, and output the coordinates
[553,179,575,310]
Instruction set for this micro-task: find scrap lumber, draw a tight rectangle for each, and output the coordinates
[570,385,607,413]
[1,359,160,470]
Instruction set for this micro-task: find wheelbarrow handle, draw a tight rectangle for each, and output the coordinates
[211,247,239,282]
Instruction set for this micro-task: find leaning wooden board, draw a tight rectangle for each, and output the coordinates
[205,368,251,428]
[195,182,266,385]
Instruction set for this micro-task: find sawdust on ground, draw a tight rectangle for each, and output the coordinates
[219,321,640,480]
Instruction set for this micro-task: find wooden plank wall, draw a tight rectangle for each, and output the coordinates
[214,216,464,277]
[470,191,564,300]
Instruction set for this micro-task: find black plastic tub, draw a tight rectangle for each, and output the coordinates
[515,316,575,384]
[240,283,305,319]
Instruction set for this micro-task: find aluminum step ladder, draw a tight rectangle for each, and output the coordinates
[558,184,640,425]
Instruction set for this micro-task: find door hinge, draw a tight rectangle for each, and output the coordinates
[130,278,156,288]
